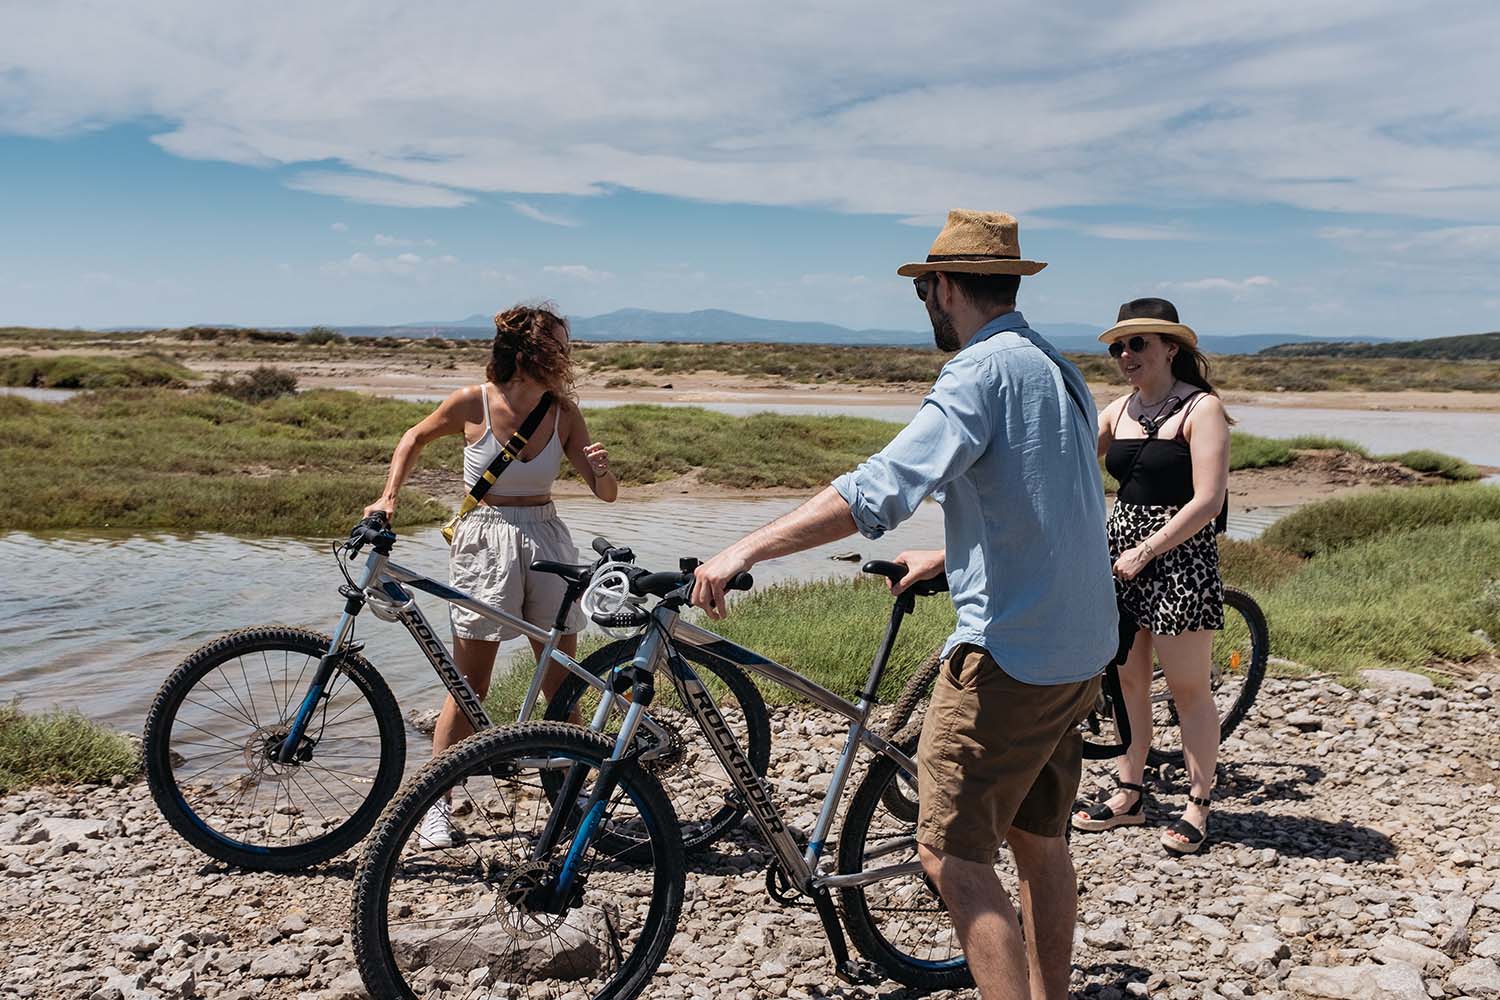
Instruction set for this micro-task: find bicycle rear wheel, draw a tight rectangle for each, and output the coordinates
[143,627,404,871]
[1146,587,1268,766]
[544,638,770,859]
[838,725,1005,992]
[352,723,684,1000]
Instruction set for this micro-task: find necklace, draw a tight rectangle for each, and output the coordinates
[1134,383,1182,436]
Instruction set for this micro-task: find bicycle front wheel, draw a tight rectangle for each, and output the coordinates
[143,626,405,871]
[1146,587,1269,767]
[544,637,771,859]
[352,723,684,1000]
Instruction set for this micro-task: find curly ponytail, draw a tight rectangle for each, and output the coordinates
[487,303,575,398]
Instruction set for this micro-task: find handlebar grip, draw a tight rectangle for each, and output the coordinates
[727,572,754,592]
[592,537,614,557]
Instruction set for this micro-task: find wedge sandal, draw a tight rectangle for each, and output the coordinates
[1071,780,1147,833]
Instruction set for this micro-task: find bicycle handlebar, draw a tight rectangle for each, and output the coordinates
[345,511,396,558]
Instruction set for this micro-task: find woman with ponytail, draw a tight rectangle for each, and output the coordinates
[1071,298,1231,855]
[364,303,616,847]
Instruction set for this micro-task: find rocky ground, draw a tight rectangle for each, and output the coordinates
[3,669,1499,1000]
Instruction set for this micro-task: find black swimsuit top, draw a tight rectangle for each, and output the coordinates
[1104,393,1206,507]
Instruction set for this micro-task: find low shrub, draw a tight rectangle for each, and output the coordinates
[1261,483,1500,557]
[300,326,347,346]
[0,353,195,389]
[0,703,140,793]
[208,366,299,403]
[1219,539,1305,591]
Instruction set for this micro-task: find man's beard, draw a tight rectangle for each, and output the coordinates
[928,300,960,352]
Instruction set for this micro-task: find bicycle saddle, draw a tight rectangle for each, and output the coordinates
[531,561,592,585]
[861,560,949,597]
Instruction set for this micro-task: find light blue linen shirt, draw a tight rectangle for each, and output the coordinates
[832,311,1118,685]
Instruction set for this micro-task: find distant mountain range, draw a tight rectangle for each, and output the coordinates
[353,308,1384,356]
[105,308,1401,355]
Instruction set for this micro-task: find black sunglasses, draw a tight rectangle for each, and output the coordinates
[914,274,937,302]
[1107,335,1150,358]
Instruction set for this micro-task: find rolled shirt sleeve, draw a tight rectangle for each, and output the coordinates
[832,354,996,539]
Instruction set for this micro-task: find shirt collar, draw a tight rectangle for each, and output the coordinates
[962,310,1029,351]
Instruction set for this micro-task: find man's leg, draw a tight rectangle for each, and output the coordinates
[917,844,1031,1000]
[1007,826,1078,1000]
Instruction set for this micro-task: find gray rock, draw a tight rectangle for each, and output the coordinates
[1231,937,1290,976]
[156,968,195,999]
[318,970,368,1000]
[1183,914,1232,940]
[1285,961,1427,1000]
[1477,934,1500,960]
[1359,670,1436,696]
[247,946,310,979]
[1286,710,1323,732]
[1448,958,1500,997]
[1085,918,1131,951]
[1373,932,1453,974]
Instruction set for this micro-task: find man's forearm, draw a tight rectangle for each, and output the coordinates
[732,486,858,564]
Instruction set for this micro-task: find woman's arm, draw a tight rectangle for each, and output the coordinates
[560,403,617,502]
[1097,395,1126,459]
[1113,395,1230,579]
[364,388,475,517]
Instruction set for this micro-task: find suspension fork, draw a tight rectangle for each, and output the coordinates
[532,626,663,903]
[277,552,383,762]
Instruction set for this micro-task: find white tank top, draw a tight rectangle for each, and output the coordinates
[462,384,564,497]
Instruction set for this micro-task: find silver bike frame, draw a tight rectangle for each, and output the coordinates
[602,606,923,894]
[311,544,671,745]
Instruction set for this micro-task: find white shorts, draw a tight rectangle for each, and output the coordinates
[447,503,587,642]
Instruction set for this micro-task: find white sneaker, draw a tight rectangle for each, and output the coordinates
[417,800,453,849]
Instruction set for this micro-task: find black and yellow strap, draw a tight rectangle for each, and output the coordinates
[442,391,553,542]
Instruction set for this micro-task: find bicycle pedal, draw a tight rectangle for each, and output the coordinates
[835,959,881,986]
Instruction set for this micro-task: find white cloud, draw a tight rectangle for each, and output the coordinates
[287,172,472,208]
[330,221,348,232]
[509,201,580,227]
[1159,276,1277,299]
[800,273,871,288]
[2,2,1500,224]
[322,251,459,276]
[373,233,437,247]
[542,264,614,283]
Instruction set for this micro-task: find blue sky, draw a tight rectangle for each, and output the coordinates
[2,2,1498,339]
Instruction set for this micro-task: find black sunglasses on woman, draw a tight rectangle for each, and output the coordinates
[1107,335,1150,357]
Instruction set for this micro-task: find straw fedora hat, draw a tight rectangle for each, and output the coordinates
[1098,298,1198,348]
[897,209,1047,277]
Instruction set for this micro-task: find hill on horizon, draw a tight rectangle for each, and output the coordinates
[1260,330,1500,360]
[383,308,1371,355]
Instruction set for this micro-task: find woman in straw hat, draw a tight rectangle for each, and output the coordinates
[1071,298,1231,854]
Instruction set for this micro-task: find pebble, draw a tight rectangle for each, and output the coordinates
[1,676,1497,999]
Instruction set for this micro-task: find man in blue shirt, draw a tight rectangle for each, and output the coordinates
[693,210,1118,1000]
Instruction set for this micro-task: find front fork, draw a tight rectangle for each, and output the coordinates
[277,556,379,764]
[531,627,661,908]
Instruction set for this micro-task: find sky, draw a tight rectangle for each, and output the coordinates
[2,1,1498,339]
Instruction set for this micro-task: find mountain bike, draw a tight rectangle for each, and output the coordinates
[142,514,769,872]
[350,554,1134,1000]
[883,586,1268,767]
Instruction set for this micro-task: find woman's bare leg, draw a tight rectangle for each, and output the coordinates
[432,635,501,758]
[1152,629,1219,838]
[1085,628,1154,818]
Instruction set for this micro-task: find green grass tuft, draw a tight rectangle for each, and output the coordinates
[0,703,141,793]
[0,353,197,389]
[1380,449,1481,482]
[1261,483,1500,557]
[1219,538,1306,591]
[1258,520,1500,677]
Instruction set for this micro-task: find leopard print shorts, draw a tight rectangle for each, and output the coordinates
[1108,501,1224,636]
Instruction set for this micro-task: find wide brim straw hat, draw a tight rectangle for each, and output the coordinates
[897,209,1047,277]
[1098,298,1198,348]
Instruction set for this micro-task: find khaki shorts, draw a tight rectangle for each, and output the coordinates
[448,503,587,642]
[917,643,1101,862]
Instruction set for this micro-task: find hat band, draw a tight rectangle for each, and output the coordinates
[926,252,1020,262]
